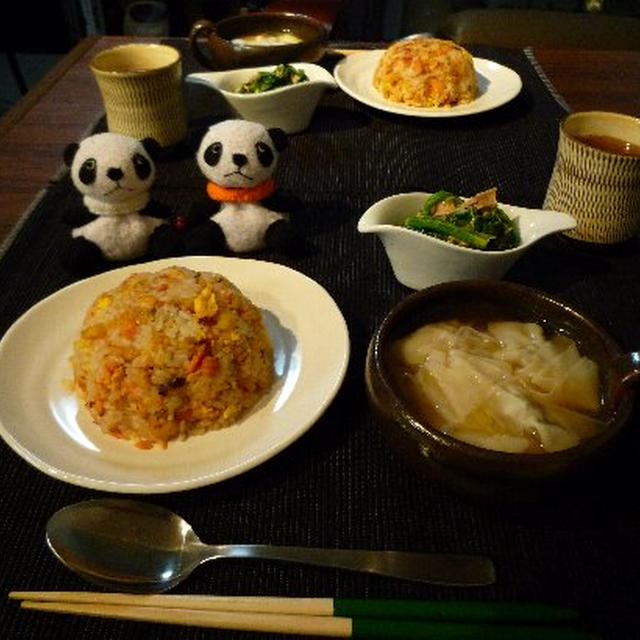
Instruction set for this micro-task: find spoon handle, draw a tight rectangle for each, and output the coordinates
[208,544,495,586]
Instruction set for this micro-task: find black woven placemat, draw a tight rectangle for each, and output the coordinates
[1,43,639,639]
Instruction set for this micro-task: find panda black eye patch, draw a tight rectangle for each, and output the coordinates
[204,142,223,166]
[132,153,153,180]
[255,142,274,167]
[79,158,97,185]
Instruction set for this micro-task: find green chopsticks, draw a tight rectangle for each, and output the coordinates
[333,598,580,622]
[10,592,600,639]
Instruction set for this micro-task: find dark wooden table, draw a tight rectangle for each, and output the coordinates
[0,36,639,248]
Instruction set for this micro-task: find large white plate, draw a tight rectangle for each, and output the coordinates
[0,257,350,493]
[334,50,522,118]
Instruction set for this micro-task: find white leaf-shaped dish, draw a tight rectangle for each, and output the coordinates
[187,63,336,133]
[358,192,576,290]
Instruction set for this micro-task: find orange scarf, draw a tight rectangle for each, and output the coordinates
[207,179,275,203]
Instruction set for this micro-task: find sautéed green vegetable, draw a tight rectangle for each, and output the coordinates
[403,189,520,250]
[238,64,309,94]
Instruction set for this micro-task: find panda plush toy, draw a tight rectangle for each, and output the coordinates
[61,132,172,275]
[180,119,293,255]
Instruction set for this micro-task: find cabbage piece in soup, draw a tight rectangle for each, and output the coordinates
[232,32,303,46]
[390,320,603,453]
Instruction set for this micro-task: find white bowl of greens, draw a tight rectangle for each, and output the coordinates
[187,62,336,134]
[358,189,576,290]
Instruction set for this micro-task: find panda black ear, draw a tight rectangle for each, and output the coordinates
[141,137,162,160]
[267,128,288,153]
[63,143,79,167]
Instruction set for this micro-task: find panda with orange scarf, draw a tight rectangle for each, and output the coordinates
[175,119,295,255]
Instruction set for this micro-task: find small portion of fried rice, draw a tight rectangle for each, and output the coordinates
[373,37,477,108]
[71,266,274,449]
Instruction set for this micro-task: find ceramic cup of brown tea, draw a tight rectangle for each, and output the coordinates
[90,43,187,148]
[544,111,640,244]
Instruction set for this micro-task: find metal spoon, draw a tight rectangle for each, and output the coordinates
[46,499,495,592]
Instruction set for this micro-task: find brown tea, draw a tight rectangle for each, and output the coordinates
[574,133,640,157]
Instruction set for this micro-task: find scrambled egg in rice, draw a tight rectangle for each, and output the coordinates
[71,266,274,449]
[373,37,477,108]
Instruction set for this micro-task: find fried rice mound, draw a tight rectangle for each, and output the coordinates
[71,266,274,449]
[373,37,477,108]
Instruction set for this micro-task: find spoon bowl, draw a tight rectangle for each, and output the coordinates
[46,498,495,592]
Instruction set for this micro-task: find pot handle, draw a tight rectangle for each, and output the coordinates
[188,19,234,70]
[611,351,640,409]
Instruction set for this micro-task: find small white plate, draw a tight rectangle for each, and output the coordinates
[0,257,350,493]
[334,50,522,118]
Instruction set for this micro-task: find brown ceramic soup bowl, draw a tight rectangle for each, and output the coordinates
[365,280,639,502]
[189,12,328,70]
